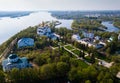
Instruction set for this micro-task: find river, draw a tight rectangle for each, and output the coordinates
[102,21,119,32]
[0,12,73,45]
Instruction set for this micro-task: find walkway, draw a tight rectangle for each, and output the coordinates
[50,44,114,68]
[0,38,18,63]
[63,45,91,65]
[96,58,114,68]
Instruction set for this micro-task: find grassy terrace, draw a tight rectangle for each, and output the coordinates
[84,56,98,63]
[72,49,80,55]
[64,45,89,67]
[76,59,89,68]
[64,45,75,50]
[84,56,92,63]
[95,53,111,62]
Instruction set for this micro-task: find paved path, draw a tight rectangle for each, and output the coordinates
[116,72,120,79]
[96,58,114,68]
[0,38,18,63]
[50,44,114,68]
[50,43,91,65]
[64,46,92,65]
[50,46,58,50]
[66,44,114,68]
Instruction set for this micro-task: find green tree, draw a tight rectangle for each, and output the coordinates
[85,80,91,83]
[90,54,95,64]
[56,62,69,77]
[97,71,104,81]
[68,67,78,81]
[40,64,56,80]
[106,47,111,57]
[69,58,78,67]
[8,68,20,83]
[0,70,5,83]
[60,55,70,63]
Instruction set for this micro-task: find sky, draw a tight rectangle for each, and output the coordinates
[0,0,120,11]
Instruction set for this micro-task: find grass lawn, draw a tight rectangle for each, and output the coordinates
[85,56,92,63]
[72,49,80,55]
[65,45,75,50]
[85,56,100,64]
[96,54,111,62]
[76,59,89,68]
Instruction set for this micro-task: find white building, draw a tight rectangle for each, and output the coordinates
[107,37,114,42]
[116,72,120,79]
[72,34,81,41]
[37,26,60,40]
[77,38,95,47]
[118,34,120,40]
[51,33,60,40]
[95,36,101,40]
[2,54,31,72]
[37,26,51,37]
[83,32,94,39]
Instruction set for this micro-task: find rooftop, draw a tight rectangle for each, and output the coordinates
[2,57,28,66]
[8,54,18,59]
[116,72,120,79]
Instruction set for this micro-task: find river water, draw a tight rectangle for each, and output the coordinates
[102,21,119,32]
[0,12,73,45]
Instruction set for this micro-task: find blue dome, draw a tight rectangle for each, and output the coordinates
[8,54,19,63]
[8,54,18,59]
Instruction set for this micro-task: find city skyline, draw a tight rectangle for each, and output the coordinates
[0,0,120,11]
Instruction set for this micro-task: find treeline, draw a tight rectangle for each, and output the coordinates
[114,19,120,28]
[50,11,85,19]
[71,19,106,31]
[50,11,120,20]
[94,31,120,55]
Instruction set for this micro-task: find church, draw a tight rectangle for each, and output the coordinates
[2,54,31,72]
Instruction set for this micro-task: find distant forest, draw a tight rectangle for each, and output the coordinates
[0,11,33,18]
[50,11,120,20]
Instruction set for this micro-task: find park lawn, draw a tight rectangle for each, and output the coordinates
[72,49,80,55]
[65,45,75,50]
[85,56,92,63]
[76,59,89,68]
[95,53,111,62]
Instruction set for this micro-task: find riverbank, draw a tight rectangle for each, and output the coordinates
[102,21,120,32]
[0,11,73,45]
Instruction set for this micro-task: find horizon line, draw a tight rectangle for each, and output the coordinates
[0,10,120,12]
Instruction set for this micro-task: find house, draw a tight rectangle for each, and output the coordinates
[118,34,120,40]
[99,41,106,46]
[2,54,31,72]
[95,44,104,49]
[116,72,120,79]
[95,36,101,40]
[37,26,51,37]
[37,26,60,40]
[17,38,34,48]
[77,38,95,47]
[83,32,94,39]
[50,33,60,40]
[107,37,114,42]
[72,34,81,41]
